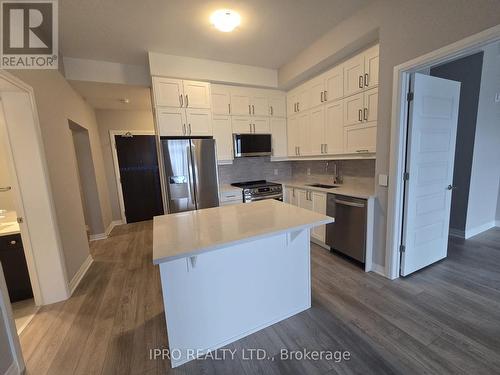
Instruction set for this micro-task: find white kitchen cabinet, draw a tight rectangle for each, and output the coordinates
[297,189,312,211]
[253,117,270,133]
[324,65,344,103]
[364,45,379,89]
[268,95,286,117]
[311,192,327,242]
[287,115,299,156]
[308,76,325,109]
[324,100,344,155]
[230,90,252,115]
[297,111,312,156]
[287,90,297,117]
[309,105,325,155]
[287,85,309,116]
[185,108,212,136]
[212,115,233,161]
[270,118,287,158]
[344,122,377,154]
[211,85,231,115]
[283,186,297,206]
[343,54,365,97]
[343,93,365,126]
[251,92,269,117]
[153,78,184,107]
[183,80,211,109]
[156,107,187,136]
[364,88,378,122]
[232,116,253,134]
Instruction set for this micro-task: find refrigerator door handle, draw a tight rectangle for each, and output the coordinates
[186,145,196,207]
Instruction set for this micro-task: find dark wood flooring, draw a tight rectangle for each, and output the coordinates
[20,222,500,374]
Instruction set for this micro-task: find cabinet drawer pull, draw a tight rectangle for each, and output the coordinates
[228,103,231,114]
[359,75,364,89]
[364,73,369,87]
[185,95,189,107]
[363,108,368,121]
[252,105,255,115]
[179,95,183,107]
[320,91,324,103]
[249,105,251,114]
[183,124,186,135]
[358,109,363,122]
[324,90,327,101]
[10,240,17,245]
[356,149,369,153]
[270,106,273,116]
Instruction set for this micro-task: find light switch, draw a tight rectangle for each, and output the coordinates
[378,174,389,187]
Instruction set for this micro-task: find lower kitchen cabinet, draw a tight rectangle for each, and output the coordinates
[0,233,33,302]
[311,192,327,242]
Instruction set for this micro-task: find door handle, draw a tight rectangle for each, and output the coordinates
[364,73,369,87]
[447,185,457,190]
[298,146,300,155]
[356,149,369,153]
[321,144,324,153]
[363,108,368,121]
[359,75,364,89]
[0,186,11,192]
[179,95,183,107]
[185,95,189,107]
[358,109,363,122]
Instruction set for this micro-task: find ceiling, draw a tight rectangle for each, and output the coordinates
[69,81,152,111]
[60,0,372,69]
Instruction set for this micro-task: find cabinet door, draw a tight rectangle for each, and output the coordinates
[251,94,268,116]
[156,107,186,136]
[297,111,312,156]
[309,105,325,155]
[212,115,233,161]
[232,116,252,134]
[325,100,344,155]
[364,45,379,89]
[297,189,313,211]
[253,117,270,133]
[211,85,231,115]
[343,93,364,126]
[308,77,325,109]
[153,77,184,107]
[283,186,297,205]
[344,122,377,154]
[287,115,299,156]
[343,54,365,97]
[185,109,212,136]
[231,90,252,115]
[364,88,378,122]
[296,86,309,113]
[311,192,327,242]
[286,92,297,116]
[270,118,287,158]
[183,80,211,109]
[324,65,344,103]
[268,96,286,117]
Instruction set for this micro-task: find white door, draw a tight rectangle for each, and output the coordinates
[269,96,286,117]
[212,115,233,161]
[324,65,344,103]
[251,94,268,116]
[309,105,325,155]
[364,45,379,89]
[232,116,252,134]
[253,117,270,133]
[308,77,325,109]
[153,78,184,107]
[270,118,287,157]
[324,100,343,155]
[211,86,231,115]
[183,81,211,109]
[231,91,252,115]
[400,73,460,276]
[185,108,212,136]
[156,107,186,136]
[284,186,298,206]
[364,88,378,122]
[343,54,365,96]
[344,93,364,126]
[297,111,311,156]
[297,189,312,211]
[287,115,299,156]
[343,123,377,154]
[296,86,309,113]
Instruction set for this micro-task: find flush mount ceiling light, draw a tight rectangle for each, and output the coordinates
[119,98,130,104]
[210,9,240,32]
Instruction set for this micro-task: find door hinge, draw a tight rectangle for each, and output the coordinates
[399,245,406,253]
[17,217,24,224]
[407,92,414,102]
[403,172,410,181]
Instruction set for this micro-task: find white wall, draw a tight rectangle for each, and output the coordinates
[0,130,15,212]
[9,70,112,282]
[466,43,500,233]
[95,109,155,221]
[279,0,500,268]
[497,183,500,223]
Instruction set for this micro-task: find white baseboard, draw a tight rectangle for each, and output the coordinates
[89,220,123,242]
[69,254,93,295]
[4,362,20,375]
[465,221,496,239]
[449,228,465,239]
[370,263,386,277]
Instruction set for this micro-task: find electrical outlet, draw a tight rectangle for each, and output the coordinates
[274,169,278,176]
[307,168,311,176]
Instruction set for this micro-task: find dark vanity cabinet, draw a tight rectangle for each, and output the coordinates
[0,233,33,302]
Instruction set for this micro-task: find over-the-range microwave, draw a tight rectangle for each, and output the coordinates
[233,134,272,158]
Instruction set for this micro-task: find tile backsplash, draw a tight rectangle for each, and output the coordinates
[219,157,375,187]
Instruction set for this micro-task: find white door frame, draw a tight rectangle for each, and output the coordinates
[109,130,156,224]
[385,24,500,279]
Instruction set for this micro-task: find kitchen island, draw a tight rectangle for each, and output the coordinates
[153,199,333,368]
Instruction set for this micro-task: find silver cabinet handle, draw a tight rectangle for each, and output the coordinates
[324,90,327,101]
[364,73,369,87]
[270,106,273,116]
[364,108,368,121]
[297,102,300,112]
[320,91,324,103]
[325,144,328,154]
[0,186,11,192]
[356,149,369,153]
[249,124,252,133]
[358,109,363,122]
[359,75,364,88]
[249,105,251,115]
[228,103,231,114]
[185,94,189,107]
[179,95,183,107]
[298,146,300,155]
[320,144,323,153]
[183,124,186,135]
[188,123,192,135]
[252,105,255,115]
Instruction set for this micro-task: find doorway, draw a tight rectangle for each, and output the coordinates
[110,131,163,223]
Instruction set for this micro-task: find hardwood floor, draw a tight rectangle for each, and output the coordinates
[19,222,500,374]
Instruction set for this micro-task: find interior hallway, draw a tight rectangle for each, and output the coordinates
[18,223,500,374]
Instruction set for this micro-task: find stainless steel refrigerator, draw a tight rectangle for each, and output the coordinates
[161,138,220,213]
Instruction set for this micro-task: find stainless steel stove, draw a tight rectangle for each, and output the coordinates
[230,180,283,203]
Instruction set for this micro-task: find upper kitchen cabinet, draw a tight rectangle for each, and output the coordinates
[343,44,379,97]
[343,88,378,126]
[229,88,270,116]
[152,77,211,109]
[211,85,231,115]
[268,94,286,117]
[212,115,233,161]
[324,100,344,155]
[270,118,287,158]
[287,84,309,116]
[308,76,326,109]
[287,115,299,156]
[156,107,187,136]
[324,65,344,103]
[251,91,269,116]
[185,108,212,136]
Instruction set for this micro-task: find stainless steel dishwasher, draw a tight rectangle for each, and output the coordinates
[325,194,367,263]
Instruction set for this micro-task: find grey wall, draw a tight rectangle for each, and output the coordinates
[430,52,484,232]
[218,158,292,185]
[497,183,500,222]
[279,0,500,267]
[466,43,500,232]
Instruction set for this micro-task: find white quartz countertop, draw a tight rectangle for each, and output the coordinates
[0,211,20,237]
[274,179,375,199]
[153,199,333,264]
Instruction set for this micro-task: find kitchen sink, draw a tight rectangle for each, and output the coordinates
[307,183,338,189]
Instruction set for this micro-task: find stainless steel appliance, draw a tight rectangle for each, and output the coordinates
[230,180,283,202]
[161,138,219,213]
[233,134,272,158]
[325,194,367,263]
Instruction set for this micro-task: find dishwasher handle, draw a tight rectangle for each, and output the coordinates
[334,199,365,208]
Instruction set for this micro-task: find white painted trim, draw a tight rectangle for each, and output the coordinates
[89,233,107,241]
[386,24,500,280]
[465,221,496,239]
[270,154,376,162]
[449,228,465,239]
[4,362,20,375]
[310,238,330,250]
[69,254,93,295]
[364,197,375,273]
[88,219,122,242]
[109,130,156,224]
[370,263,386,277]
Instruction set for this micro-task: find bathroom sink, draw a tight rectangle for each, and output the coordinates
[307,183,338,189]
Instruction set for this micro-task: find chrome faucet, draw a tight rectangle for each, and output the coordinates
[325,162,343,185]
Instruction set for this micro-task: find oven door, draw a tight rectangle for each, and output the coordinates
[233,134,272,157]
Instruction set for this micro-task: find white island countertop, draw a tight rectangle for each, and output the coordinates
[153,199,333,264]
